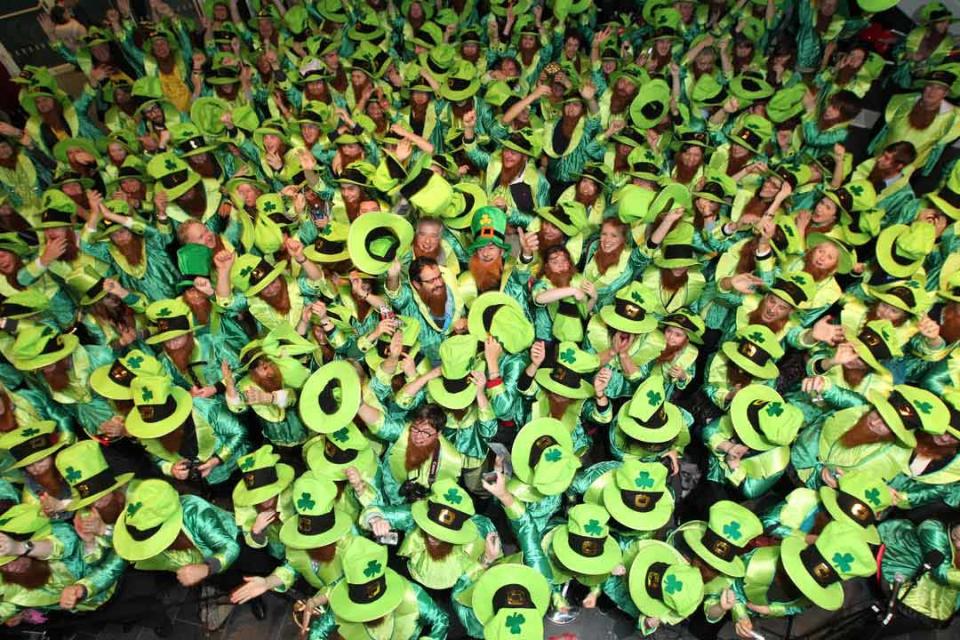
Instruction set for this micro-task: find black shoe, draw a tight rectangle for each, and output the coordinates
[250,597,267,620]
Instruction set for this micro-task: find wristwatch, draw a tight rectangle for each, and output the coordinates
[20,541,34,556]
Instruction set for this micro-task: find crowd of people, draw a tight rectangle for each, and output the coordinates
[0,0,960,638]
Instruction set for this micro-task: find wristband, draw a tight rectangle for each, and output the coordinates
[486,377,503,388]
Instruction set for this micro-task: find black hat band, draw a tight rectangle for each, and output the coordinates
[614,299,647,322]
[298,509,335,535]
[442,375,471,394]
[427,56,449,75]
[700,527,745,562]
[247,259,274,287]
[665,313,697,333]
[937,185,960,209]
[323,439,358,464]
[4,529,37,542]
[549,363,582,390]
[548,205,573,228]
[138,396,179,424]
[400,168,432,200]
[348,576,387,603]
[663,244,695,261]
[126,522,162,542]
[620,489,662,513]
[679,131,707,145]
[108,359,135,387]
[632,161,660,176]
[799,543,841,587]
[858,326,891,362]
[242,466,279,491]
[427,500,469,531]
[178,137,207,154]
[42,209,73,225]
[636,404,669,429]
[528,434,559,468]
[644,562,670,599]
[118,166,144,179]
[700,181,726,199]
[85,278,105,301]
[773,278,807,304]
[161,169,191,190]
[154,315,190,334]
[0,303,31,318]
[366,227,402,262]
[10,433,53,462]
[836,490,876,526]
[567,532,605,558]
[74,467,118,498]
[736,339,772,368]
[885,390,921,431]
[314,238,346,255]
[493,584,534,610]
[317,378,341,414]
[735,128,762,150]
[448,77,473,92]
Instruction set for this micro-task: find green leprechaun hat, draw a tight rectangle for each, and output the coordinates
[680,500,763,577]
[0,421,65,469]
[845,319,901,374]
[65,265,109,306]
[939,269,960,303]
[695,173,737,205]
[511,417,581,496]
[0,289,50,322]
[411,478,479,545]
[767,84,807,124]
[875,221,936,279]
[0,504,52,566]
[469,206,511,253]
[629,540,704,621]
[113,479,183,562]
[347,212,414,275]
[144,298,196,345]
[442,60,482,102]
[279,474,351,549]
[722,324,784,380]
[9,325,79,371]
[729,114,772,155]
[304,220,350,263]
[730,384,803,452]
[599,282,659,335]
[661,309,705,345]
[90,349,163,401]
[428,334,481,410]
[146,152,201,201]
[483,607,544,640]
[690,74,728,110]
[769,271,815,308]
[328,537,406,622]
[780,521,876,611]
[828,180,877,218]
[806,231,855,275]
[125,376,193,439]
[53,137,102,167]
[654,223,699,269]
[299,360,362,434]
[864,279,928,317]
[305,423,378,481]
[442,182,488,230]
[630,79,671,129]
[535,201,588,238]
[869,385,950,447]
[468,292,534,355]
[170,123,217,158]
[617,375,683,444]
[471,563,550,638]
[729,71,774,105]
[602,459,675,532]
[820,471,892,545]
[535,341,598,400]
[55,440,134,511]
[176,242,212,288]
[36,189,78,229]
[928,161,960,221]
[230,254,287,297]
[500,128,540,157]
[551,503,623,575]
[233,445,295,507]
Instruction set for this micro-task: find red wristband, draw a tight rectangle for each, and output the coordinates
[486,377,503,388]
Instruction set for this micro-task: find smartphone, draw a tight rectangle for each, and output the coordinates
[377,531,399,545]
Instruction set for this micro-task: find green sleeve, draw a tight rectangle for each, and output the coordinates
[306,610,337,640]
[186,499,241,572]
[76,548,127,597]
[917,520,960,588]
[412,582,450,639]
[504,499,554,581]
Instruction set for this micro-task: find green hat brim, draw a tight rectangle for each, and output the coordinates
[68,472,135,511]
[161,170,202,202]
[629,541,698,618]
[780,534,844,611]
[599,305,659,335]
[654,255,700,269]
[869,391,918,447]
[411,499,479,544]
[864,284,921,315]
[534,368,593,399]
[616,401,683,444]
[729,386,798,452]
[681,521,746,577]
[427,376,478,410]
[125,386,194,439]
[328,567,406,622]
[511,417,575,493]
[114,501,184,562]
[303,244,350,263]
[9,435,67,470]
[500,138,537,157]
[243,261,287,297]
[471,563,551,624]
[661,316,705,344]
[53,138,100,166]
[299,360,362,433]
[278,505,352,549]
[551,526,622,575]
[603,478,674,531]
[307,443,378,481]
[467,292,534,355]
[347,213,415,275]
[90,364,136,400]
[442,78,481,102]
[929,192,960,221]
[232,463,295,507]
[819,486,880,545]
[875,225,923,279]
[721,341,779,379]
[847,333,887,374]
[144,323,195,345]
[13,334,79,371]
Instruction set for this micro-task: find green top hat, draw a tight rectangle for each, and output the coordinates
[304,221,350,263]
[411,21,443,49]
[769,271,815,308]
[364,315,421,372]
[722,324,783,380]
[53,137,102,166]
[863,280,927,316]
[467,292,534,355]
[348,11,387,42]
[411,478,478,545]
[630,79,670,129]
[65,265,109,306]
[146,153,201,201]
[177,244,212,287]
[729,114,772,155]
[36,189,78,229]
[315,0,349,23]
[230,254,287,297]
[691,75,728,109]
[0,421,65,469]
[232,445,295,507]
[511,417,580,496]
[846,319,901,374]
[780,521,876,611]
[347,212,414,275]
[305,423,378,481]
[535,342,598,400]
[10,325,79,371]
[0,289,50,321]
[279,474,351,549]
[928,165,960,221]
[299,360,362,434]
[694,173,737,205]
[551,503,623,575]
[419,45,457,78]
[55,440,134,511]
[535,201,587,238]
[328,537,406,622]
[654,223,699,269]
[729,71,774,104]
[113,479,183,562]
[730,384,803,452]
[767,84,808,124]
[826,180,877,215]
[253,120,291,150]
[471,563,550,630]
[0,504,52,566]
[629,540,705,621]
[579,163,611,188]
[145,298,195,345]
[820,472,892,545]
[806,231,854,274]
[500,128,540,157]
[600,282,659,335]
[91,349,164,401]
[125,376,194,439]
[870,385,950,448]
[661,309,705,345]
[427,334,480,410]
[681,500,763,577]
[617,375,683,444]
[469,205,511,253]
[939,269,960,303]
[604,459,675,532]
[674,128,711,150]
[875,221,936,279]
[170,123,218,159]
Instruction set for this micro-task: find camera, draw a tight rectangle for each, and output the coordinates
[186,458,203,483]
[398,480,430,503]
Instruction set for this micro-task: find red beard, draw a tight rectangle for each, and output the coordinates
[841,366,867,388]
[726,362,754,388]
[250,361,284,393]
[593,245,623,275]
[543,259,574,288]
[660,269,689,292]
[547,392,573,420]
[96,492,125,524]
[419,284,448,317]
[404,438,439,472]
[803,253,835,282]
[424,535,454,560]
[182,288,212,325]
[113,235,143,266]
[537,230,566,254]
[307,542,337,564]
[259,282,291,315]
[840,414,896,448]
[656,342,684,364]
[469,254,504,294]
[941,305,960,344]
[43,358,72,392]
[914,431,960,461]
[414,242,441,261]
[1,558,52,589]
[747,306,789,335]
[674,159,701,185]
[164,337,195,372]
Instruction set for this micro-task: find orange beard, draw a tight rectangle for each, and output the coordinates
[470,253,504,294]
[726,362,754,388]
[656,342,684,364]
[747,306,789,335]
[593,245,624,275]
[1,558,52,589]
[498,162,524,187]
[158,424,186,454]
[424,535,454,560]
[941,305,960,344]
[182,288,212,325]
[42,358,72,392]
[33,466,65,497]
[674,160,700,185]
[840,414,896,448]
[259,282,291,315]
[307,542,337,564]
[803,253,835,282]
[0,392,17,432]
[415,241,441,260]
[547,392,573,419]
[95,492,125,524]
[164,337,195,372]
[250,361,284,393]
[419,284,448,317]
[660,269,689,292]
[543,260,574,288]
[537,230,565,254]
[915,431,960,461]
[841,366,867,388]
[404,439,438,472]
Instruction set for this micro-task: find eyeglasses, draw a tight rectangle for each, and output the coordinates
[410,426,437,437]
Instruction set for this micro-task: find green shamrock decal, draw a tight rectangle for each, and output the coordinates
[722,521,742,541]
[239,265,253,277]
[363,559,382,578]
[239,457,255,470]
[647,390,662,406]
[848,184,863,197]
[156,307,172,318]
[558,348,576,365]
[584,519,603,536]
[634,471,654,489]
[631,289,645,304]
[444,488,462,504]
[164,159,178,172]
[915,400,933,415]
[297,492,315,511]
[21,427,39,437]
[126,501,143,517]
[765,402,784,418]
[864,487,881,507]
[832,552,854,573]
[141,388,154,402]
[64,466,82,483]
[905,280,920,289]
[263,201,276,212]
[784,224,795,237]
[505,612,526,635]
[748,331,765,344]
[331,428,349,443]
[544,449,563,463]
[664,573,683,594]
[126,355,143,369]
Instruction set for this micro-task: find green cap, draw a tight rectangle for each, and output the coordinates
[603,459,675,532]
[0,421,65,469]
[347,212,414,275]
[90,349,164,400]
[467,292,534,355]
[875,221,936,279]
[769,271,816,308]
[654,222,699,268]
[145,298,195,345]
[0,504,52,566]
[469,206,510,253]
[630,79,670,129]
[535,201,588,238]
[846,319,901,373]
[299,360,362,434]
[616,375,683,444]
[9,325,79,371]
